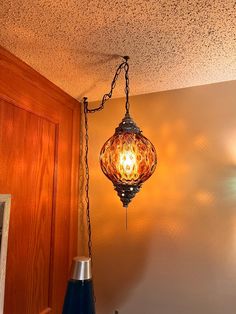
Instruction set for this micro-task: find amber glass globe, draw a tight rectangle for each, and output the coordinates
[100,113,157,207]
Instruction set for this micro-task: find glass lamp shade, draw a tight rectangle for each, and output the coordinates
[100,112,157,207]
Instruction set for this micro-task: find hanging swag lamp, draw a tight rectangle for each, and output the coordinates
[84,56,157,207]
[62,56,158,314]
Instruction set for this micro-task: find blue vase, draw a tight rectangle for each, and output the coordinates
[63,257,96,314]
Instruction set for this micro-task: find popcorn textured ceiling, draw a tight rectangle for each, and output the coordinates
[0,0,236,101]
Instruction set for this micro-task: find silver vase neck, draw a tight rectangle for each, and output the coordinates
[70,256,92,281]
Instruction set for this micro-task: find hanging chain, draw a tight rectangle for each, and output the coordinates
[82,55,130,260]
[86,56,130,114]
[124,61,130,113]
[83,98,93,259]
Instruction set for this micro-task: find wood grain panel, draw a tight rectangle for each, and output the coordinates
[0,99,55,313]
[0,46,80,313]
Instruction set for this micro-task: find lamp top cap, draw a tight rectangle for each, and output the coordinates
[73,256,90,262]
[71,256,92,281]
[115,112,141,134]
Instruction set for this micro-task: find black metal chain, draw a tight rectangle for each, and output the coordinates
[82,56,130,261]
[124,60,130,113]
[86,56,130,114]
[83,98,93,259]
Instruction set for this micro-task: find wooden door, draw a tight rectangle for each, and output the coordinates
[0,47,80,314]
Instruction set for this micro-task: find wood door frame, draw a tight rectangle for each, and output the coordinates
[0,46,80,313]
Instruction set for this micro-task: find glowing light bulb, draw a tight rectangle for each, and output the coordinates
[118,150,137,176]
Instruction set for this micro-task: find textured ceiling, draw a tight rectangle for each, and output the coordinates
[0,0,236,101]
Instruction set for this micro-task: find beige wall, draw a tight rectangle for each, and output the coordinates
[79,80,236,314]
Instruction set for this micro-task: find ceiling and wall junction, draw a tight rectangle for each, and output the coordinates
[1,0,236,100]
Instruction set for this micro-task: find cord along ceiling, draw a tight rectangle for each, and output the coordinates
[0,0,236,101]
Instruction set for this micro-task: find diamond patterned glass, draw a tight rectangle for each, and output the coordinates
[100,132,157,186]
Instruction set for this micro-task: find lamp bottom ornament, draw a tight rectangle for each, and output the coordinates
[114,183,141,207]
